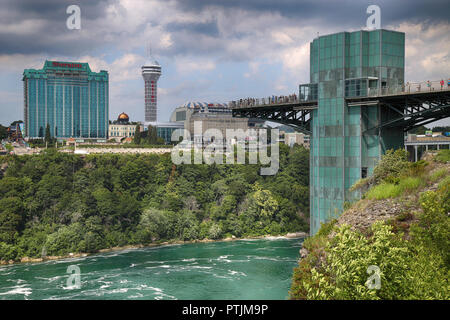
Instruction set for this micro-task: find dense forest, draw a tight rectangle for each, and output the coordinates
[0,143,309,261]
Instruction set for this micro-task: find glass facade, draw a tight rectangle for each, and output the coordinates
[309,29,405,235]
[156,124,185,144]
[23,61,109,139]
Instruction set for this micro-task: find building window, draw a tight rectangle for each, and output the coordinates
[176,111,186,121]
[361,167,368,179]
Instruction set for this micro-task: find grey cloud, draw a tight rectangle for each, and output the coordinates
[0,0,448,59]
[0,32,106,56]
[0,0,117,55]
[175,0,450,27]
[166,21,220,37]
[0,0,113,21]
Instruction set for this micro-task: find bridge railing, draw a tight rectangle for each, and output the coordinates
[367,80,450,97]
[230,80,450,109]
[229,94,300,109]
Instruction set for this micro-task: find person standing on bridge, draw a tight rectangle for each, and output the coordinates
[440,79,444,90]
[427,80,432,91]
[447,78,450,89]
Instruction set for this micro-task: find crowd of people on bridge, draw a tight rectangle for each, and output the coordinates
[403,79,450,93]
[230,79,450,108]
[229,93,299,108]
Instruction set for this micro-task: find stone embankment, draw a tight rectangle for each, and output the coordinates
[76,148,172,154]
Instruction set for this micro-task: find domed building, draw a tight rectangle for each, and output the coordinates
[108,112,143,142]
[117,112,130,124]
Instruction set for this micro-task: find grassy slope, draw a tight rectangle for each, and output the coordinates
[290,150,450,300]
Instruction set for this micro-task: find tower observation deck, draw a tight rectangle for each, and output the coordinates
[230,29,450,235]
[142,56,161,123]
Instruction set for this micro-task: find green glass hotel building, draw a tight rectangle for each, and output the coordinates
[23,61,109,139]
[305,29,405,234]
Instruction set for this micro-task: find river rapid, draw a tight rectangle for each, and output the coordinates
[0,237,303,300]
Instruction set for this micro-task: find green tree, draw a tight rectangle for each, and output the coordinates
[138,208,170,241]
[0,124,7,140]
[251,184,279,219]
[147,125,158,144]
[208,222,223,239]
[408,125,429,135]
[44,123,52,145]
[0,197,24,243]
[134,124,141,144]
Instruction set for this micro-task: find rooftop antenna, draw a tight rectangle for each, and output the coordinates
[147,43,152,59]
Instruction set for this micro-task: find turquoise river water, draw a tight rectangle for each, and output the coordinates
[0,237,303,300]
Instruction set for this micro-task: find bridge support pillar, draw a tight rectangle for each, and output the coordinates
[414,145,418,162]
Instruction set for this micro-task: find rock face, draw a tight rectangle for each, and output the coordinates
[335,160,449,234]
[20,257,43,263]
[286,232,308,238]
[299,248,309,259]
[337,198,406,232]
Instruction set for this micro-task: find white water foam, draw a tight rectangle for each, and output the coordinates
[228,270,247,277]
[0,284,32,297]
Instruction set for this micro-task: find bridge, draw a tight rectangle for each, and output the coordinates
[230,79,450,236]
[230,80,450,135]
[229,28,450,236]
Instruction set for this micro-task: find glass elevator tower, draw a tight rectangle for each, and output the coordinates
[305,29,405,234]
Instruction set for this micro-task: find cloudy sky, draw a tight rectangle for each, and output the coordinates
[0,0,449,127]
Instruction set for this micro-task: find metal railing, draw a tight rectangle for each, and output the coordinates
[366,80,450,97]
[229,94,300,109]
[230,80,450,108]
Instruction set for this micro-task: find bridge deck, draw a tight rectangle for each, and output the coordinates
[230,80,450,110]
[230,80,450,133]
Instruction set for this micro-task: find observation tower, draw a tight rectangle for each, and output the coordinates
[142,54,161,123]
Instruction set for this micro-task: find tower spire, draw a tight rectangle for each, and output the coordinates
[147,43,152,59]
[142,45,161,124]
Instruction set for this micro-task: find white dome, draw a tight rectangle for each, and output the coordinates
[143,55,160,67]
[182,101,209,109]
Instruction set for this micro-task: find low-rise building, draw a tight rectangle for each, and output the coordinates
[108,112,143,142]
[284,132,309,148]
[171,101,264,144]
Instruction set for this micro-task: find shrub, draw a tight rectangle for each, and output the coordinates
[316,219,337,237]
[208,223,223,240]
[365,183,401,200]
[352,149,410,192]
[407,160,428,176]
[435,149,450,163]
[437,175,450,191]
[372,149,409,184]
[0,242,20,261]
[429,168,448,183]
[291,221,449,300]
[411,190,450,265]
[104,230,129,247]
[398,176,422,192]
[44,223,84,256]
[297,222,412,299]
[365,176,422,200]
[138,208,170,241]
